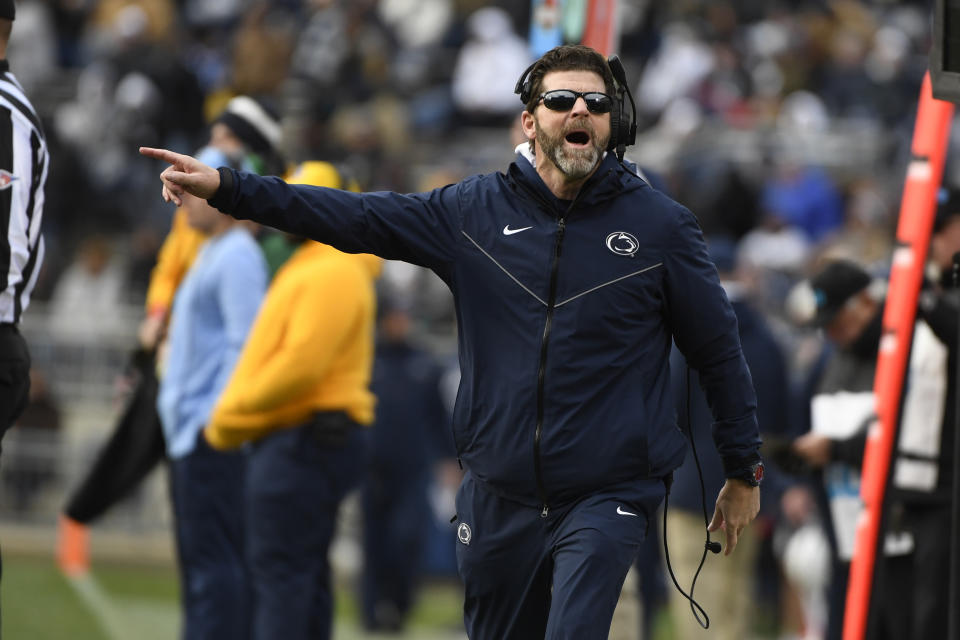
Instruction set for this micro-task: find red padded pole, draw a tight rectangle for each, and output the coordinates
[842,72,954,640]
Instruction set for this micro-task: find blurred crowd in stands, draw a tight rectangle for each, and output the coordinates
[4,0,951,637]
[10,0,930,330]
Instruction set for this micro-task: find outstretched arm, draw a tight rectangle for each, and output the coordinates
[139,147,221,205]
[141,145,463,274]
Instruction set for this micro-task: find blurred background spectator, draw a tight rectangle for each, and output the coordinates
[360,293,455,633]
[47,234,127,346]
[451,7,530,126]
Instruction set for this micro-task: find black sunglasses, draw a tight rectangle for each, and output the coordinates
[538,89,613,114]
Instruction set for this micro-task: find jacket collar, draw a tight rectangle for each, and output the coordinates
[509,146,643,212]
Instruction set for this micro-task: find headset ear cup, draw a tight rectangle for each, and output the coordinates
[515,60,538,106]
[605,55,638,155]
[608,101,620,152]
[618,97,631,148]
[621,90,636,147]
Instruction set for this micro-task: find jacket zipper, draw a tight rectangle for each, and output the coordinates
[515,169,613,518]
[534,214,565,517]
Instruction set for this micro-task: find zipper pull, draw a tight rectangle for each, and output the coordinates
[540,505,549,518]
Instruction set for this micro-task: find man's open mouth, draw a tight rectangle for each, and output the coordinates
[565,130,591,146]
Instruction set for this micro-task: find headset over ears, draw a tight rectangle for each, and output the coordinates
[514,54,637,161]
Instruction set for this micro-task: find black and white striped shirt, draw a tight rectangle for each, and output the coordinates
[0,60,47,325]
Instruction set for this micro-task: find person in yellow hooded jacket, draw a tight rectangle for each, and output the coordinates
[205,161,381,640]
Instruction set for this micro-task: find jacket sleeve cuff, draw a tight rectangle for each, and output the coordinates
[722,452,763,478]
[207,167,235,212]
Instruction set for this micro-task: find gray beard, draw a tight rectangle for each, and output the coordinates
[536,123,605,181]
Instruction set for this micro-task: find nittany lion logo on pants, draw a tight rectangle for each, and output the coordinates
[457,522,472,545]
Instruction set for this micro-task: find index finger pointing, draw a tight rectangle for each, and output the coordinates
[139,147,185,164]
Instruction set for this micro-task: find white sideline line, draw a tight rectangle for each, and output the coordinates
[62,572,127,640]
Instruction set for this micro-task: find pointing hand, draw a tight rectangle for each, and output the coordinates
[139,147,222,207]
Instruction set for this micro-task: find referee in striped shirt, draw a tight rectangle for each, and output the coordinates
[0,0,48,462]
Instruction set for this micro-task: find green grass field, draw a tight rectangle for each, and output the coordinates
[1,553,466,640]
[3,555,179,639]
[0,553,699,640]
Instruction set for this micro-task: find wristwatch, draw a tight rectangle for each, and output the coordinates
[729,461,764,487]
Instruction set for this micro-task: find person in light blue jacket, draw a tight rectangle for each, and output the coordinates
[156,146,267,640]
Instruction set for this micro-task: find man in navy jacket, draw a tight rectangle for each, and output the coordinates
[142,44,762,640]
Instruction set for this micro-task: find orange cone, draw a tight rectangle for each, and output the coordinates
[57,514,89,576]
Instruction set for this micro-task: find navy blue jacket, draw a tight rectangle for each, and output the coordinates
[210,151,761,510]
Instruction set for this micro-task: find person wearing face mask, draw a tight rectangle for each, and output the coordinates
[157,147,267,640]
[789,255,954,639]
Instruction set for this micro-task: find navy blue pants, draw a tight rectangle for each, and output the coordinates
[246,417,366,640]
[360,462,430,630]
[169,433,250,640]
[455,472,665,640]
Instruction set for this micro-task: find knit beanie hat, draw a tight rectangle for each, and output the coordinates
[214,96,282,158]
